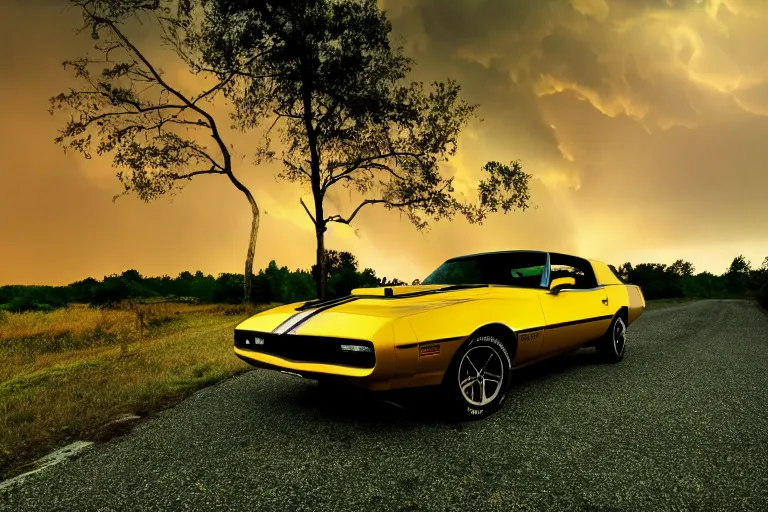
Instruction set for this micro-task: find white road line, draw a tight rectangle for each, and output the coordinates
[0,441,94,492]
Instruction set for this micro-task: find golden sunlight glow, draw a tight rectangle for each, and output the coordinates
[2,0,768,285]
[533,74,648,121]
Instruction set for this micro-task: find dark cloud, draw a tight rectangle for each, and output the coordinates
[533,26,608,92]
[413,0,556,46]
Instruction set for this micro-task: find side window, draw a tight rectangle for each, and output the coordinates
[508,265,545,288]
[574,261,598,289]
[550,264,582,284]
[550,259,598,289]
[424,260,481,285]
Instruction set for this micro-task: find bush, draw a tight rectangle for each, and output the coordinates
[3,297,58,313]
[759,285,768,310]
[212,273,244,304]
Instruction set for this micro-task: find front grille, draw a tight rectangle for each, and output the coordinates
[234,330,376,369]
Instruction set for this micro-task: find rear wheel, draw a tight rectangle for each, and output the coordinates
[443,335,512,420]
[596,315,626,363]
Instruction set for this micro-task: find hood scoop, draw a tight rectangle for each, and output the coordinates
[351,284,449,297]
[350,284,489,297]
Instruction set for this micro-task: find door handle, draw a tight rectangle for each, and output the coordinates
[601,298,609,306]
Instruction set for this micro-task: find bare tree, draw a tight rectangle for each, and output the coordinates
[51,0,268,300]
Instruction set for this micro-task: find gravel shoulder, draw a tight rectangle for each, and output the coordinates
[2,300,767,511]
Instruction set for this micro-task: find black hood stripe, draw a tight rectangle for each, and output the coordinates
[272,296,359,334]
[294,294,354,311]
[272,309,320,335]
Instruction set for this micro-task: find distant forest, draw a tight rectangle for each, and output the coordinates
[1,252,767,313]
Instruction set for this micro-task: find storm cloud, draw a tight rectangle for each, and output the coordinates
[2,0,767,284]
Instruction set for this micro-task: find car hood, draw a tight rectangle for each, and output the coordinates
[235,285,491,339]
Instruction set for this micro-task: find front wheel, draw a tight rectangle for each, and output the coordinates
[442,335,513,420]
[596,315,627,363]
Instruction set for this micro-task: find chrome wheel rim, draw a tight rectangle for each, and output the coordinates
[613,318,626,356]
[457,345,504,406]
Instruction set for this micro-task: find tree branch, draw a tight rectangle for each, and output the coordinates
[300,198,317,225]
[325,199,382,225]
[325,150,424,189]
[86,9,232,171]
[326,196,434,225]
[171,167,226,180]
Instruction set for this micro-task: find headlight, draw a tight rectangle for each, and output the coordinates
[340,344,373,353]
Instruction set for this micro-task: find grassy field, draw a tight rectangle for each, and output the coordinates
[0,302,277,479]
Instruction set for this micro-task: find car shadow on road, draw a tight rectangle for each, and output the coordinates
[282,347,604,426]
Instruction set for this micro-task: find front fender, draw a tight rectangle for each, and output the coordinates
[402,297,546,387]
[405,297,545,342]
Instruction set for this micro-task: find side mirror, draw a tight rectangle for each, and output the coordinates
[549,276,576,294]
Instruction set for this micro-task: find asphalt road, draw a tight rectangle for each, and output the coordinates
[2,299,767,511]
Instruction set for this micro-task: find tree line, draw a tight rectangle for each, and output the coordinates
[0,250,405,312]
[2,253,767,313]
[609,255,768,308]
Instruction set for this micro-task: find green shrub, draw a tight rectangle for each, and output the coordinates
[3,297,58,313]
[759,285,768,310]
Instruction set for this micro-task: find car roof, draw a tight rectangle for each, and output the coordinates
[446,250,607,266]
[446,250,546,261]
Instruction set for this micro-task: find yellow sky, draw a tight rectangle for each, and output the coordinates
[2,0,768,286]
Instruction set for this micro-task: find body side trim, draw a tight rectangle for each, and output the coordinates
[395,336,465,350]
[517,314,614,334]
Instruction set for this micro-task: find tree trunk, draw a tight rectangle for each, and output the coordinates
[300,81,326,299]
[243,195,261,302]
[315,223,326,300]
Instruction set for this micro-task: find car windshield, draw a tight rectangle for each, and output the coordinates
[422,252,548,288]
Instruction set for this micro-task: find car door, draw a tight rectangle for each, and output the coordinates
[537,261,613,356]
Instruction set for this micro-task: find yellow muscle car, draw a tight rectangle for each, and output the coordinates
[234,250,645,419]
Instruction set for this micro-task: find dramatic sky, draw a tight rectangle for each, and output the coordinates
[2,0,768,286]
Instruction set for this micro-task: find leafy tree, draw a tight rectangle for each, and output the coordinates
[90,275,134,307]
[120,269,143,282]
[51,0,264,301]
[197,0,532,299]
[727,255,751,274]
[668,259,695,277]
[212,273,245,303]
[724,255,752,294]
[757,258,768,308]
[615,262,632,283]
[628,263,670,300]
[311,250,380,298]
[189,273,216,302]
[358,268,381,288]
[67,277,100,302]
[682,271,725,299]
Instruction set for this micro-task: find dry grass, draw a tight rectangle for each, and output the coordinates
[0,302,278,479]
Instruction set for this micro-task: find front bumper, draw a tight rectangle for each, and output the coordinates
[233,328,403,390]
[234,330,376,369]
[234,346,375,378]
